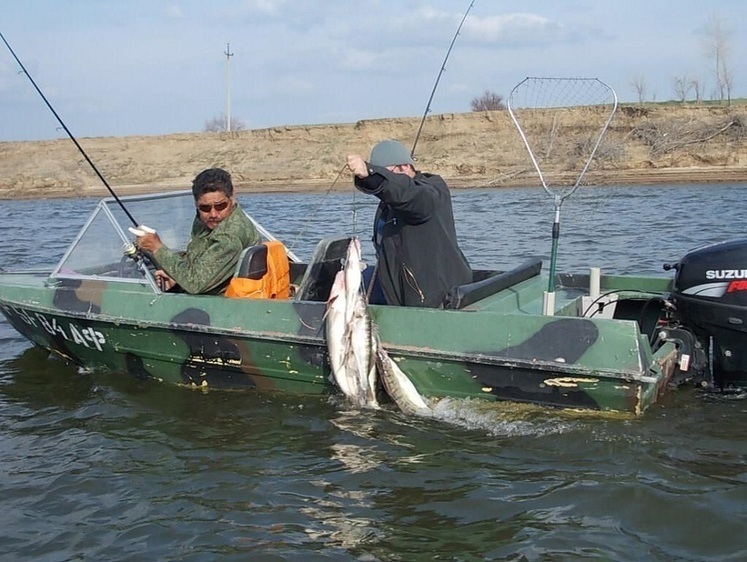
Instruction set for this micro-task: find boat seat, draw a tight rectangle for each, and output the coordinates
[235,244,269,279]
[294,236,352,302]
[442,257,543,310]
[225,240,291,299]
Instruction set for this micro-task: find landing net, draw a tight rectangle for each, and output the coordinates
[507,77,618,312]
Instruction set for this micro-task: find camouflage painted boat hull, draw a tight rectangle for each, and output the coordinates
[0,269,681,415]
[0,192,687,415]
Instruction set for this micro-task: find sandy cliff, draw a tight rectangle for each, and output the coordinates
[0,105,744,199]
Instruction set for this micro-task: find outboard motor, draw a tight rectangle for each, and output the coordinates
[669,239,747,389]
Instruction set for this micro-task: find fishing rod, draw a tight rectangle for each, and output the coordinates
[410,0,475,159]
[0,30,139,226]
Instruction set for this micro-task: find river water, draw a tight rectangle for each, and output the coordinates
[0,184,745,561]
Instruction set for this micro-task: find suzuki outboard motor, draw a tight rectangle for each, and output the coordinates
[670,239,747,388]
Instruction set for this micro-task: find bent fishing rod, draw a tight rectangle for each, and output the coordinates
[0,30,139,226]
[411,0,475,159]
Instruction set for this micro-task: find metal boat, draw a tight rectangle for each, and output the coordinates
[0,190,744,415]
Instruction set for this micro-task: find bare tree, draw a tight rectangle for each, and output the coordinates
[672,75,691,103]
[702,12,734,104]
[470,90,505,111]
[723,71,734,105]
[630,77,647,104]
[204,113,247,132]
[689,78,704,103]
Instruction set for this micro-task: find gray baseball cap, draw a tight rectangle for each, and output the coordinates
[369,140,414,167]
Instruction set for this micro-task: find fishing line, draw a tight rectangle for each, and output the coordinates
[0,30,139,226]
[286,163,352,254]
[291,1,476,258]
[411,0,475,159]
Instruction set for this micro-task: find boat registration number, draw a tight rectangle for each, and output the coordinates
[5,306,106,352]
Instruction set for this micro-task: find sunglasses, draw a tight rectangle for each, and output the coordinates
[197,199,230,213]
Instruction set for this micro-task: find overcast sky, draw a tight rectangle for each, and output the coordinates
[1,0,744,141]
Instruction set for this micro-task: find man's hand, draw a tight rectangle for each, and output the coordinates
[346,154,369,178]
[154,269,176,291]
[135,231,163,254]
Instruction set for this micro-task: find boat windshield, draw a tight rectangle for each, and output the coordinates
[51,191,196,283]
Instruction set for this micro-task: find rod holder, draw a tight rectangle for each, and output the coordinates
[543,291,555,316]
[589,267,601,300]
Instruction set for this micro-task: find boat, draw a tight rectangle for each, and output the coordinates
[0,190,744,415]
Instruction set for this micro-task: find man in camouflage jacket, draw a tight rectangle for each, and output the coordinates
[135,168,259,295]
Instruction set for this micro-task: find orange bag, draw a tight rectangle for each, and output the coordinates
[225,240,290,299]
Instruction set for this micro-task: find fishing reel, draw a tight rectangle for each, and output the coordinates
[119,242,149,279]
[120,225,159,279]
[123,225,157,261]
[122,241,141,260]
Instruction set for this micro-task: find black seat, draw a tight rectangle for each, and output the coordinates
[443,258,543,310]
[235,245,269,280]
[294,236,352,302]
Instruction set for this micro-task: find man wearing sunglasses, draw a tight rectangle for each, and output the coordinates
[135,167,259,294]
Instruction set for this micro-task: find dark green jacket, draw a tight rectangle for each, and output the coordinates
[355,166,472,307]
[155,203,259,295]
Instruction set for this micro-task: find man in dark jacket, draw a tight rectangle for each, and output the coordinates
[346,140,472,307]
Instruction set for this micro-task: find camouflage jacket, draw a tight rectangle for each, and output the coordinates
[154,203,259,295]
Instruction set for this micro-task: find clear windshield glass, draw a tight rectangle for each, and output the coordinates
[51,190,196,282]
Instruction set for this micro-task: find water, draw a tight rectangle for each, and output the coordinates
[1,184,745,561]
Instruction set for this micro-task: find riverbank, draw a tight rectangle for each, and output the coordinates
[0,104,744,199]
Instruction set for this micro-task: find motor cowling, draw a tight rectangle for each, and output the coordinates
[670,239,747,388]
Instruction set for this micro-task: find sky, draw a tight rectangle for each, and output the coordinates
[1,0,745,142]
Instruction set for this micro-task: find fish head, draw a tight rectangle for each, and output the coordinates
[346,237,362,269]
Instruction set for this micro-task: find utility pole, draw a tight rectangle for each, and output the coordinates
[224,42,233,132]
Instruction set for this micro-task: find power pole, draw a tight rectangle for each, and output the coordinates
[224,42,233,132]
